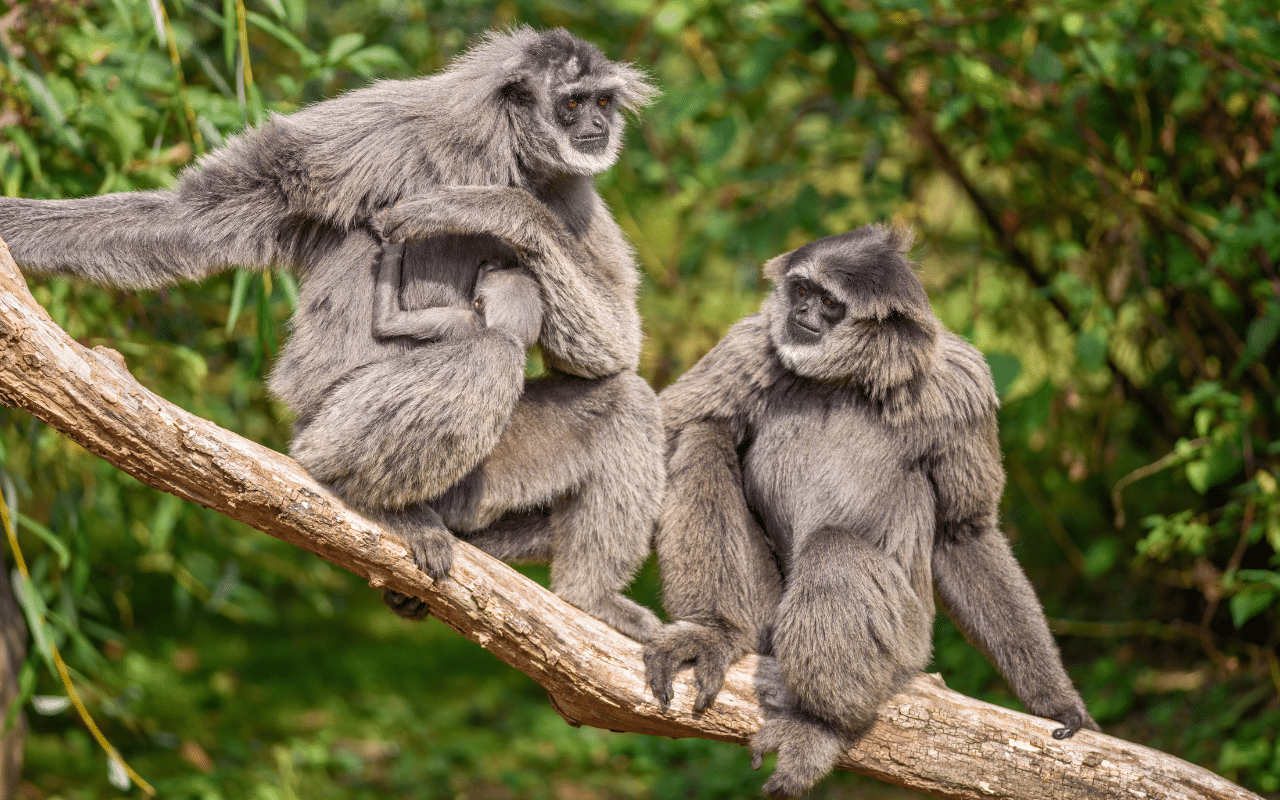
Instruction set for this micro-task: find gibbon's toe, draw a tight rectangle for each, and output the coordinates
[402,526,454,582]
[750,713,845,798]
[382,589,431,620]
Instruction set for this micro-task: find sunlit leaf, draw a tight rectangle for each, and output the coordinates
[31,695,72,715]
[1228,590,1275,628]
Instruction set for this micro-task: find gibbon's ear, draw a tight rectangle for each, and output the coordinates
[761,251,793,285]
[500,74,536,107]
[613,64,659,112]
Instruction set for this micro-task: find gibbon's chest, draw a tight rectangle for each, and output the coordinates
[398,233,520,309]
[741,387,934,563]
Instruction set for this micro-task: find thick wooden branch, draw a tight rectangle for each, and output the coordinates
[0,238,1260,800]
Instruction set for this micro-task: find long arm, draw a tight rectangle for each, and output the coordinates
[928,412,1098,738]
[372,241,481,341]
[0,124,320,288]
[645,317,785,710]
[372,184,642,377]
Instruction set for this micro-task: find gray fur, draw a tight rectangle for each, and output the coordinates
[0,27,662,642]
[371,241,542,348]
[644,225,1097,796]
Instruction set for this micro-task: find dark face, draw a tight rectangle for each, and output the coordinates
[785,277,846,345]
[555,92,615,156]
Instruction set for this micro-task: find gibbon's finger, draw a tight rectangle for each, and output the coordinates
[641,648,678,707]
[692,659,728,713]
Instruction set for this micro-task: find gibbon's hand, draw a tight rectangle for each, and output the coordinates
[372,187,569,257]
[642,622,740,712]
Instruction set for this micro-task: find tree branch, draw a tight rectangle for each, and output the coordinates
[0,239,1260,800]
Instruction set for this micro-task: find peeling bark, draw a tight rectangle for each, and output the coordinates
[0,238,1262,800]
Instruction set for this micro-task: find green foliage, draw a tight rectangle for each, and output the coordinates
[3,0,1280,796]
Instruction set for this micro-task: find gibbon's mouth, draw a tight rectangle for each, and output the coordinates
[573,133,609,149]
[787,318,822,344]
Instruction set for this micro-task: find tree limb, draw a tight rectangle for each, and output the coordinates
[0,239,1261,800]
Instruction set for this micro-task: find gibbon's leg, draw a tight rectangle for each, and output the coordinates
[644,420,784,712]
[460,510,553,562]
[289,331,527,580]
[753,529,932,798]
[932,528,1098,737]
[379,510,554,620]
[432,371,665,642]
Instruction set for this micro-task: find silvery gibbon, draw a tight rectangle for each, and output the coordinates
[644,225,1097,795]
[0,27,663,641]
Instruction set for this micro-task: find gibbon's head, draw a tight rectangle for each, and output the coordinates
[762,225,940,392]
[453,27,656,177]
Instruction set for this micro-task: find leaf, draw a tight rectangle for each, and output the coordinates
[1083,537,1120,578]
[984,352,1021,397]
[344,45,407,77]
[108,756,131,791]
[16,514,71,570]
[246,11,318,65]
[276,270,300,312]
[326,32,366,66]
[222,0,235,72]
[737,39,789,92]
[31,695,71,715]
[5,61,85,156]
[1076,328,1108,371]
[828,47,857,86]
[847,10,879,35]
[1185,443,1242,493]
[1027,42,1064,83]
[1228,590,1275,628]
[934,95,973,133]
[226,268,253,334]
[701,117,737,164]
[1230,300,1280,380]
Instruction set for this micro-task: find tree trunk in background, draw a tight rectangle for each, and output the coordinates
[0,554,26,800]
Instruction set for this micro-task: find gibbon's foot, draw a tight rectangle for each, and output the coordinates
[399,524,455,583]
[382,589,431,620]
[1047,704,1100,739]
[565,591,661,643]
[643,621,738,711]
[750,713,846,799]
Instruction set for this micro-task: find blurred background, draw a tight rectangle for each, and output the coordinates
[1,0,1278,797]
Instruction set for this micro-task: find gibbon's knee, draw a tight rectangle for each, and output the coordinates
[436,370,663,532]
[289,335,525,509]
[772,531,931,730]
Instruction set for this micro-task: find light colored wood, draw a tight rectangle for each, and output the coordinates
[0,238,1261,800]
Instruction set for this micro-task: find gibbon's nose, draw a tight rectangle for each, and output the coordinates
[591,116,605,131]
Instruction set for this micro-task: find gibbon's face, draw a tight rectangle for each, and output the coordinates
[763,227,940,386]
[553,91,616,159]
[539,77,628,174]
[506,29,651,176]
[782,273,847,346]
[766,262,859,380]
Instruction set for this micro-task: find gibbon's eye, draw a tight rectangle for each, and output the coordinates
[474,297,484,314]
[598,95,611,108]
[823,296,833,307]
[567,97,579,110]
[797,285,808,296]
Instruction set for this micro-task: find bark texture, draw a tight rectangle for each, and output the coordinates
[0,238,1262,800]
